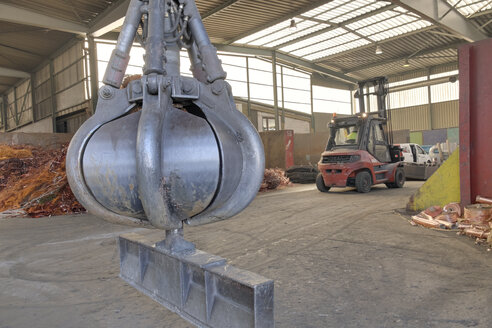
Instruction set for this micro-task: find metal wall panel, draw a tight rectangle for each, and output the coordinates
[447,127,459,144]
[431,100,459,129]
[15,79,33,127]
[430,62,458,74]
[4,79,34,130]
[53,42,90,117]
[410,131,423,145]
[34,64,53,120]
[388,104,430,132]
[56,111,88,133]
[422,129,447,145]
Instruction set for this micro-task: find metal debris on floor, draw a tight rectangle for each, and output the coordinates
[260,168,291,191]
[0,144,85,218]
[285,165,319,184]
[411,197,492,247]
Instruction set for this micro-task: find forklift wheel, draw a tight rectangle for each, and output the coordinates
[355,171,372,193]
[316,173,330,193]
[386,167,405,188]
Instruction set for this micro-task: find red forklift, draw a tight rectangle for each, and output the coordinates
[316,77,405,193]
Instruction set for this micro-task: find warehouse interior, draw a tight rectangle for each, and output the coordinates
[1,0,492,327]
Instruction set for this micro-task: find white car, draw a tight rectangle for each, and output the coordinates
[398,143,432,164]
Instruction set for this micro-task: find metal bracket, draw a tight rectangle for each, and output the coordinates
[171,76,200,101]
[127,79,144,103]
[119,233,274,328]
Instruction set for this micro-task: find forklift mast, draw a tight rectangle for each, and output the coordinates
[354,76,389,118]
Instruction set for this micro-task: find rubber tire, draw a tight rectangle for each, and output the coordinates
[393,167,405,188]
[355,171,372,193]
[386,167,405,188]
[316,173,330,193]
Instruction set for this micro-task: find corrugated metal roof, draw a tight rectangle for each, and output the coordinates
[0,0,489,95]
[447,0,492,16]
[470,12,492,34]
[0,0,119,25]
[235,3,432,63]
[316,28,458,71]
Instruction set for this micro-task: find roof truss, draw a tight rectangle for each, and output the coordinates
[0,3,87,35]
[396,0,487,42]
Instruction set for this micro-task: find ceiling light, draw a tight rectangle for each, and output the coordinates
[402,58,410,67]
[375,45,383,55]
[289,19,297,31]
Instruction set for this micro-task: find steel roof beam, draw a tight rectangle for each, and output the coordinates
[89,0,242,38]
[214,44,357,85]
[343,41,464,74]
[397,0,487,42]
[0,3,87,35]
[0,67,30,79]
[313,25,436,63]
[270,4,396,51]
[226,0,331,44]
[202,0,242,19]
[89,0,130,37]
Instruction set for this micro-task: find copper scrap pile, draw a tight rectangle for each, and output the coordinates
[411,197,492,246]
[0,144,85,218]
[260,168,291,192]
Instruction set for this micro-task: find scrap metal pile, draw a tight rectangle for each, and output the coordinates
[285,165,319,184]
[411,197,492,246]
[0,144,85,218]
[260,168,291,191]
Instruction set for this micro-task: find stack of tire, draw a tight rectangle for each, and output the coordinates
[285,165,319,184]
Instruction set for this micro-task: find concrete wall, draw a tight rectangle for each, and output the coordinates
[284,116,310,133]
[0,132,72,149]
[408,128,459,146]
[293,132,330,166]
[391,129,410,144]
[260,131,331,168]
[313,112,334,133]
[17,117,53,133]
[260,130,288,169]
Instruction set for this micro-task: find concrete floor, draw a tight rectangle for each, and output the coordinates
[1,181,491,328]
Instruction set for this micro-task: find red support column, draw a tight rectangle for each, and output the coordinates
[459,39,492,205]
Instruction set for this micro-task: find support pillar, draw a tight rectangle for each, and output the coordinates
[30,74,37,122]
[246,57,252,124]
[272,51,279,131]
[87,35,99,114]
[427,70,433,131]
[1,96,7,131]
[310,76,315,133]
[49,60,57,133]
[459,39,492,205]
[280,66,285,130]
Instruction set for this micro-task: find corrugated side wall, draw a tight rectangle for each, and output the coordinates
[389,99,458,132]
[431,100,459,129]
[2,41,90,133]
[389,104,431,132]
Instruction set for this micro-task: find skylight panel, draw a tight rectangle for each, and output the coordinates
[331,1,390,23]
[356,14,418,36]
[264,23,330,48]
[368,20,432,41]
[345,10,400,30]
[249,20,317,46]
[304,39,371,60]
[235,20,290,44]
[279,27,347,53]
[315,0,373,21]
[302,0,351,18]
[233,1,433,62]
[447,0,492,16]
[291,32,359,57]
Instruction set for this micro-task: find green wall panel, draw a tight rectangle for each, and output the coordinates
[447,128,459,144]
[410,131,423,145]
